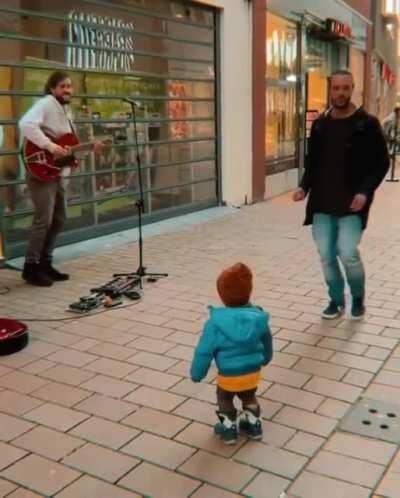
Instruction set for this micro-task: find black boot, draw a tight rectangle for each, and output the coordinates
[22,262,53,287]
[40,260,69,282]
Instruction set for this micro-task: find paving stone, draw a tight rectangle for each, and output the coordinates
[274,407,337,437]
[308,450,385,487]
[127,322,175,339]
[80,375,137,399]
[316,399,352,419]
[62,443,140,483]
[366,347,392,361]
[170,378,216,403]
[262,365,311,388]
[318,337,368,355]
[235,441,308,479]
[164,331,199,348]
[127,367,182,390]
[1,454,80,496]
[39,364,96,387]
[84,358,139,379]
[305,376,363,403]
[124,386,186,412]
[285,432,325,457]
[343,369,375,388]
[13,426,84,461]
[384,358,400,372]
[55,475,142,498]
[174,399,218,426]
[126,351,179,372]
[31,381,91,407]
[284,343,335,361]
[122,432,195,470]
[376,472,400,498]
[24,403,89,432]
[0,371,49,395]
[0,353,39,370]
[0,442,27,471]
[4,487,42,498]
[0,390,43,416]
[0,413,35,442]
[290,471,371,498]
[264,384,324,411]
[175,422,246,457]
[74,394,138,422]
[294,358,348,381]
[179,451,257,492]
[0,478,17,497]
[70,416,139,450]
[190,484,242,498]
[270,352,300,368]
[330,352,383,373]
[375,370,400,388]
[46,349,97,368]
[363,383,400,405]
[242,472,291,498]
[20,359,55,375]
[119,462,200,498]
[325,433,397,465]
[123,406,190,437]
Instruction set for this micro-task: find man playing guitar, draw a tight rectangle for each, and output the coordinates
[19,70,103,287]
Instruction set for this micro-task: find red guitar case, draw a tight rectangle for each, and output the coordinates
[0,319,29,355]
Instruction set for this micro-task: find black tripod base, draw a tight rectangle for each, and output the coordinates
[386,179,399,182]
[114,267,168,284]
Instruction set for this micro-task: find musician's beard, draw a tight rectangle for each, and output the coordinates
[55,95,71,106]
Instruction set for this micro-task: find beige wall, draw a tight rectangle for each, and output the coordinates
[194,0,253,206]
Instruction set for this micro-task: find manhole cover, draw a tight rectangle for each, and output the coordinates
[339,398,400,444]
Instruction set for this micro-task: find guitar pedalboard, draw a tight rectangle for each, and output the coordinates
[68,275,141,313]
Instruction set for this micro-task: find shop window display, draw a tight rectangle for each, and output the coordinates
[265,12,298,175]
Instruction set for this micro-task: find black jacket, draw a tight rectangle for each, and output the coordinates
[300,107,390,229]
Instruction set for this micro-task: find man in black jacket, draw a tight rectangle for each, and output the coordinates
[293,70,389,320]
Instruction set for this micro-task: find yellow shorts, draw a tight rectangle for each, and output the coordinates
[217,370,261,392]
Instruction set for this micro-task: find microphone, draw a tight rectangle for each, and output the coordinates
[123,97,139,106]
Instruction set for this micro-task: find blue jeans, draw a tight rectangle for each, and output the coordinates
[312,213,365,304]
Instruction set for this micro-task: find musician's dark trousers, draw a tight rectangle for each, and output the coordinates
[25,175,66,264]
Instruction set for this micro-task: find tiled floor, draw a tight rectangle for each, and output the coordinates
[1,184,400,497]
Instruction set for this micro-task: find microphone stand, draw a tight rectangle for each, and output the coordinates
[114,97,168,288]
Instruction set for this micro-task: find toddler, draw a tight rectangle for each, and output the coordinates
[191,263,273,444]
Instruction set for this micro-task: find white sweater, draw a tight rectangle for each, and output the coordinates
[19,95,74,151]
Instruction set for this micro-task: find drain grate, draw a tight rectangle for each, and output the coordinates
[339,398,400,444]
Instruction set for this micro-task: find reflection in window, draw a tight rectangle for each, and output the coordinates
[265,12,298,174]
[265,86,296,162]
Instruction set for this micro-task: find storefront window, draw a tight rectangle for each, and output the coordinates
[0,0,218,257]
[350,47,365,108]
[306,37,341,113]
[265,12,298,175]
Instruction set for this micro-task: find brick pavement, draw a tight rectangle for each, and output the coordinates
[0,183,400,497]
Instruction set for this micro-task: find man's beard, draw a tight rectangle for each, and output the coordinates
[332,97,351,109]
[55,95,71,106]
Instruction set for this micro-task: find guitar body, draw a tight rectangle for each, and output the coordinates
[0,318,29,356]
[23,132,80,181]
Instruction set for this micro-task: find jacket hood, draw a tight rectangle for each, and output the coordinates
[209,305,268,345]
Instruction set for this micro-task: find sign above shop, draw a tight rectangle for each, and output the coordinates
[67,11,135,72]
[326,18,352,39]
[382,63,396,86]
[309,17,352,42]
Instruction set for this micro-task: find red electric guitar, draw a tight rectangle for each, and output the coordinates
[23,132,99,182]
